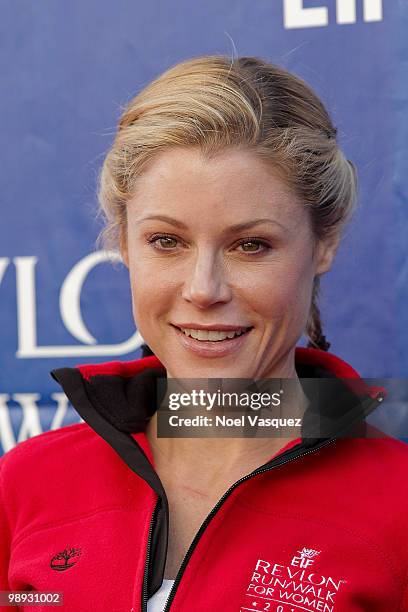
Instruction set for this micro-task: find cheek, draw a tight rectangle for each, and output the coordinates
[128,259,176,323]
[246,263,313,320]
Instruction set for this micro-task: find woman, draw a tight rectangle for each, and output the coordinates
[1,55,407,612]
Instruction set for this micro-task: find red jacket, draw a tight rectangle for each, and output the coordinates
[1,347,408,611]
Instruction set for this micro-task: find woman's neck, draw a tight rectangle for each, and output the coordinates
[145,374,308,485]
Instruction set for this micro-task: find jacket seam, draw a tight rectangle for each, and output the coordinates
[11,503,147,552]
[234,498,406,587]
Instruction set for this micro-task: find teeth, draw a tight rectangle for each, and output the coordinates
[180,328,248,341]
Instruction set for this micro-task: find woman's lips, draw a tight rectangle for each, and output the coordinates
[173,325,253,358]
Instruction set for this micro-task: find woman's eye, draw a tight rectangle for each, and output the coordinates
[147,235,180,250]
[235,239,270,254]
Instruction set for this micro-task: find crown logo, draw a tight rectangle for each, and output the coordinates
[291,546,321,568]
[299,548,321,559]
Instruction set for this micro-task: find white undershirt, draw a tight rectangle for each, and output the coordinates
[147,579,175,612]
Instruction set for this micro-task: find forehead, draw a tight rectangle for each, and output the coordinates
[127,147,305,226]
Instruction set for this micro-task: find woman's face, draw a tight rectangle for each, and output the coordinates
[122,147,337,379]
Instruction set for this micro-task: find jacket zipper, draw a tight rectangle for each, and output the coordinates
[142,496,161,611]
[139,437,336,612]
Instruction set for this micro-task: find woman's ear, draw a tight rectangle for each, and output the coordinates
[315,235,341,275]
[119,230,129,268]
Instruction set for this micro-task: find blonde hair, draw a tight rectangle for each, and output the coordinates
[97,55,357,351]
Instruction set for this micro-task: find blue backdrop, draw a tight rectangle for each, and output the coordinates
[1,0,407,454]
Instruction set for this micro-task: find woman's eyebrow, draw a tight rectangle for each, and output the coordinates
[135,214,287,232]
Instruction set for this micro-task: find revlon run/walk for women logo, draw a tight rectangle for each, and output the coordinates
[242,546,347,611]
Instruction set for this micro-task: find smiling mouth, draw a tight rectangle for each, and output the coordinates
[173,325,254,342]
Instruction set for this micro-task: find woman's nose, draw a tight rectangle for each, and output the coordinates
[181,252,232,308]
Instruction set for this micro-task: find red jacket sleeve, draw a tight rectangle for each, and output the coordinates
[0,456,11,601]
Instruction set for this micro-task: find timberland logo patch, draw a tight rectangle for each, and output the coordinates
[50,547,82,571]
[241,546,347,611]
